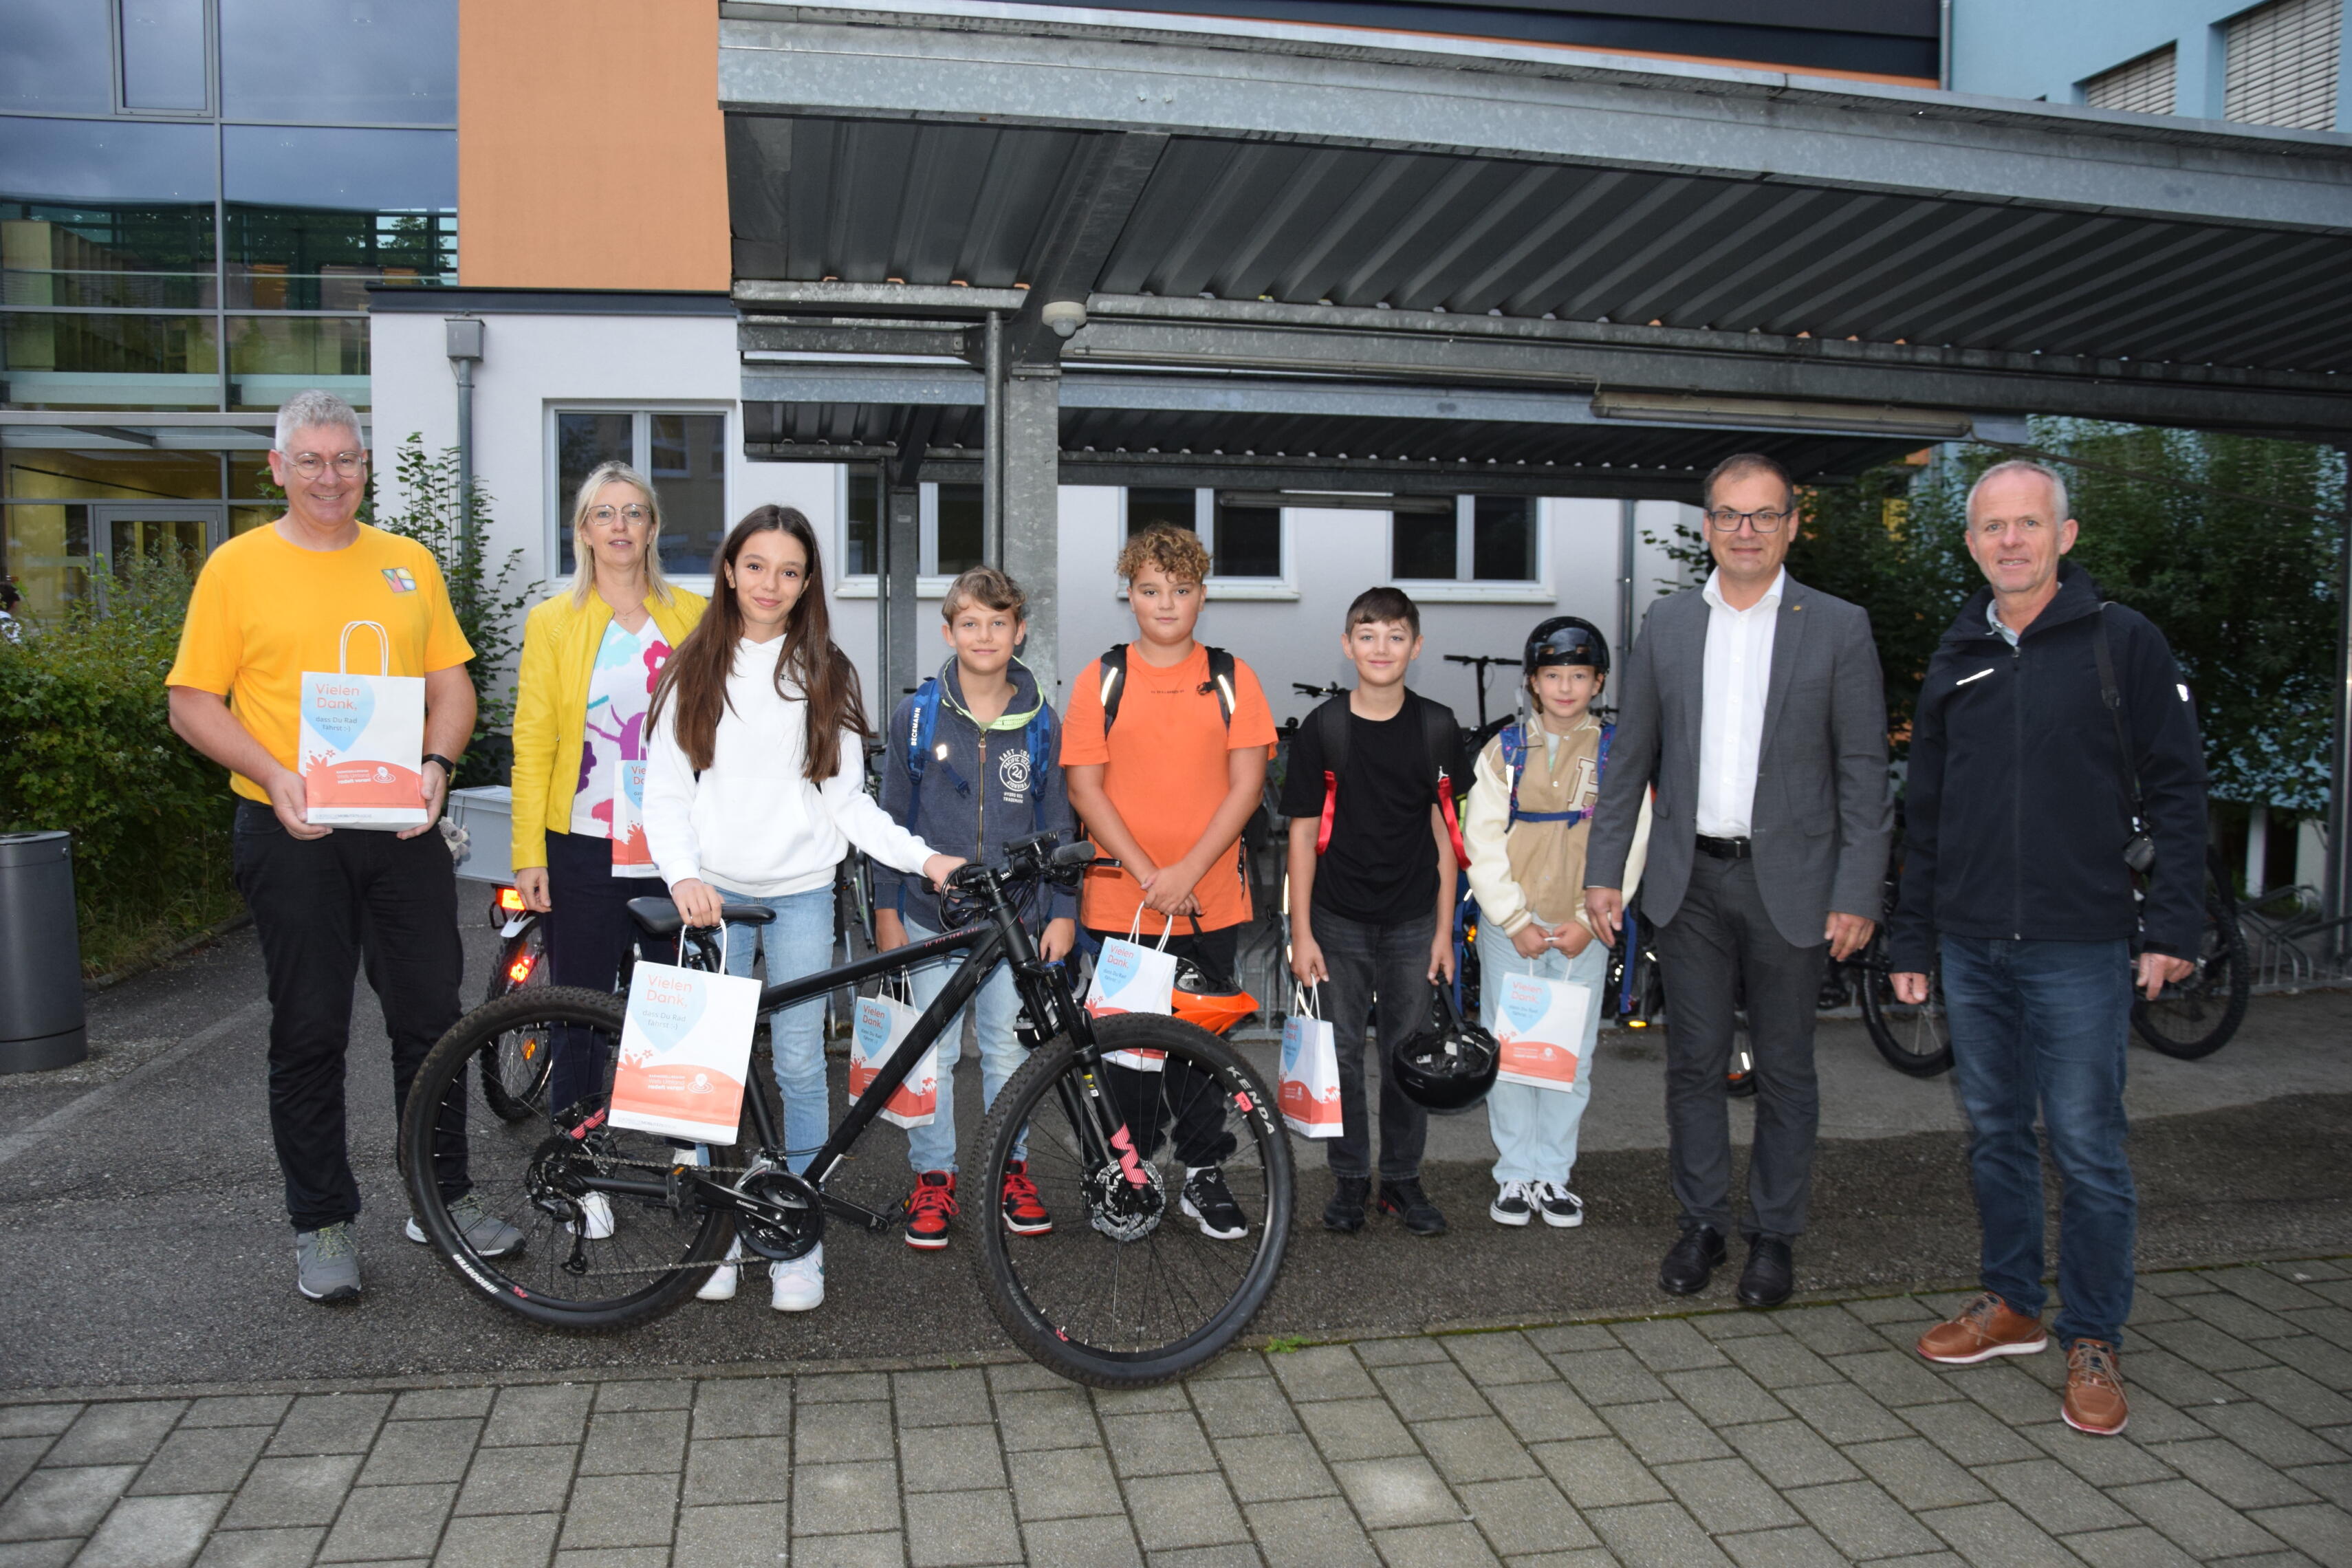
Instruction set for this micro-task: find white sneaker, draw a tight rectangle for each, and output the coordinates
[697,1239,743,1301]
[565,1192,615,1241]
[771,1243,824,1312]
[1490,1180,1533,1226]
[1534,1182,1585,1229]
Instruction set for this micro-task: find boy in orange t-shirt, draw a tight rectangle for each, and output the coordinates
[1062,525,1276,1240]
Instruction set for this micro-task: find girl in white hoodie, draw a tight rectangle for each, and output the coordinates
[644,505,959,1311]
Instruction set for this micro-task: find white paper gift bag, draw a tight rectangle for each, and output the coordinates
[299,620,427,828]
[1488,970,1595,1093]
[609,759,660,876]
[849,981,937,1129]
[609,928,763,1143]
[1086,912,1177,1069]
[1279,986,1344,1138]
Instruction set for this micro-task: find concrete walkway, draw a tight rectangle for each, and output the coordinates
[5,1259,2350,1568]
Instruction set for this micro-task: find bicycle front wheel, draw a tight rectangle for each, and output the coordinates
[400,986,737,1331]
[2133,889,2252,1058]
[1858,946,1953,1077]
[972,1014,1294,1389]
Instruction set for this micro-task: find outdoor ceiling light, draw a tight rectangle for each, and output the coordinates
[1591,390,1975,439]
[1042,300,1089,338]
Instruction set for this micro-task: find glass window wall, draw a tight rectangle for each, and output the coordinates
[0,1,118,114]
[120,0,212,113]
[221,0,458,125]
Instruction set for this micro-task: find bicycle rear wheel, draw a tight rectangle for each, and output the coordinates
[2133,889,2252,1058]
[972,1014,1294,1389]
[400,986,738,1331]
[479,919,553,1122]
[1858,944,1954,1076]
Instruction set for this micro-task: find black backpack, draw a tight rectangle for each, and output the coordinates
[1308,694,1470,869]
[1095,643,1238,730]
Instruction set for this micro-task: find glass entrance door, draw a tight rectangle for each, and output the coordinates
[89,503,222,606]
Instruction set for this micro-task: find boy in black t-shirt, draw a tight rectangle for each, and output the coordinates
[1283,587,1466,1237]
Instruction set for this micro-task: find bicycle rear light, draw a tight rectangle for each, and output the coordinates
[497,886,527,913]
[508,951,536,985]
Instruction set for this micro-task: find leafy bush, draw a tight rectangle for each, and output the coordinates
[0,560,240,977]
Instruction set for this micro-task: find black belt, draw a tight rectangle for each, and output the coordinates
[1694,834,1752,860]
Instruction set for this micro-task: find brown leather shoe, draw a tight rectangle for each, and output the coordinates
[1916,1292,2049,1364]
[2062,1340,2128,1435]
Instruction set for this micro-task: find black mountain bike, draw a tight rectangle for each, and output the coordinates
[400,832,1294,1389]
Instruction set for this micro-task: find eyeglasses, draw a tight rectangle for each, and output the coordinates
[1704,506,1791,534]
[1971,516,2048,538]
[282,450,365,479]
[589,504,652,526]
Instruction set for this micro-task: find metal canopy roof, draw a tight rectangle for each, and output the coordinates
[719,0,2352,446]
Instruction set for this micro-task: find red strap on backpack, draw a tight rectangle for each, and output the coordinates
[1317,768,1340,856]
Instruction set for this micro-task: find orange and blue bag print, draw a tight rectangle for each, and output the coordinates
[300,620,427,828]
[609,928,762,1144]
[1490,971,1593,1093]
[1085,911,1177,1069]
[1278,985,1343,1138]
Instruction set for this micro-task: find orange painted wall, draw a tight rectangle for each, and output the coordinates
[457,0,729,291]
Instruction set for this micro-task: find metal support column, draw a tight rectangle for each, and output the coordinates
[1617,499,1639,664]
[1002,368,1063,699]
[879,461,922,711]
[445,318,483,555]
[983,312,1005,565]
[2327,446,2352,958]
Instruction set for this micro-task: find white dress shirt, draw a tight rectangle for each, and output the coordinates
[1696,567,1785,838]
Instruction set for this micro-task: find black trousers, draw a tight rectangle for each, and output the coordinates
[1309,907,1435,1184]
[232,801,468,1232]
[1087,923,1239,1168]
[1650,853,1829,1242]
[541,827,671,1117]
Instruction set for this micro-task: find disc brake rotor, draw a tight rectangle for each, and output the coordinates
[1084,1157,1166,1243]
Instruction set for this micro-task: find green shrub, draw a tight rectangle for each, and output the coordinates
[0,560,241,977]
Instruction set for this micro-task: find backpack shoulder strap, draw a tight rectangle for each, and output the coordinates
[1204,646,1238,728]
[902,676,942,834]
[1097,645,1129,730]
[1499,721,1530,822]
[1312,696,1351,856]
[1419,697,1470,870]
[1024,704,1058,829]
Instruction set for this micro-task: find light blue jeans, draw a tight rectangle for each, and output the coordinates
[898,913,1027,1174]
[715,884,835,1176]
[1479,919,1607,1188]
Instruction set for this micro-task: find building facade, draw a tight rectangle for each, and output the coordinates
[1950,0,2346,128]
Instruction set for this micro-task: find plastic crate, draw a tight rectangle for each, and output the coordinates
[445,785,515,884]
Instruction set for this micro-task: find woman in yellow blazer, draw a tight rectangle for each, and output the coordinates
[511,461,707,1124]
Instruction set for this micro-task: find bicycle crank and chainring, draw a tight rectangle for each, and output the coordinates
[1082,1157,1167,1242]
[727,1167,824,1261]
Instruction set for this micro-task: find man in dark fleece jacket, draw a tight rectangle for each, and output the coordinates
[874,567,1078,1252]
[1892,460,2207,1440]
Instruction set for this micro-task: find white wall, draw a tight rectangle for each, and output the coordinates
[370,309,1698,725]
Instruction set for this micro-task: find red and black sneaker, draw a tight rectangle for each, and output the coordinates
[1000,1160,1054,1236]
[902,1170,958,1250]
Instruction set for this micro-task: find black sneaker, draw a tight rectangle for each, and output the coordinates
[1324,1175,1370,1233]
[1377,1178,1448,1237]
[1181,1166,1248,1240]
[1489,1180,1534,1227]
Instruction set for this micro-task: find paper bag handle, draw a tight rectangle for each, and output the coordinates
[1289,983,1321,1021]
[1124,906,1176,952]
[338,620,391,677]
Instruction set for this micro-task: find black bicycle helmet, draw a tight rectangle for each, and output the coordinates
[1390,986,1501,1116]
[1524,616,1610,677]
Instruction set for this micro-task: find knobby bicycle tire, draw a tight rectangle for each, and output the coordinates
[1857,940,1954,1078]
[401,986,739,1331]
[970,1014,1294,1389]
[2132,889,2252,1059]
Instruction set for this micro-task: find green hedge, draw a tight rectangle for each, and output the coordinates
[0,564,241,977]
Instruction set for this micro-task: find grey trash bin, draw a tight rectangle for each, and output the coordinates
[0,831,87,1073]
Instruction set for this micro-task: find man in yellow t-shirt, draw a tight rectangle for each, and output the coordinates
[166,389,510,1303]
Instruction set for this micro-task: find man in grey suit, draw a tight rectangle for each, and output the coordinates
[1585,453,1891,1308]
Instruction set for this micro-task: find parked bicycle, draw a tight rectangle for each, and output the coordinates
[400,831,1294,1389]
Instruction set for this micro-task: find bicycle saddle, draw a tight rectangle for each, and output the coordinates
[625,897,778,938]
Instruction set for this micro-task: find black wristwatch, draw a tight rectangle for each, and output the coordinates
[422,753,460,778]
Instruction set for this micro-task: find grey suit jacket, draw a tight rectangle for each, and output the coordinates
[1586,574,1893,949]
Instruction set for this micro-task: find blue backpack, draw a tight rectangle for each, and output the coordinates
[901,675,1058,836]
[1496,720,1612,827]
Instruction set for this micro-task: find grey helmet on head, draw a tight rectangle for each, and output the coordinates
[1390,986,1501,1116]
[1523,616,1610,678]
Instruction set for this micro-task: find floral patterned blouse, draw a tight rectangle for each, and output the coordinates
[570,616,672,875]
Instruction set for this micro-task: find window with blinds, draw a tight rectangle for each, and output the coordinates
[2082,45,2179,114]
[2225,0,2342,129]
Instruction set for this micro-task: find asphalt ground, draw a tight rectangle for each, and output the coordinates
[3,918,2348,1395]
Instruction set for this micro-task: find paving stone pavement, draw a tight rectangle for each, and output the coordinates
[6,1259,2351,1568]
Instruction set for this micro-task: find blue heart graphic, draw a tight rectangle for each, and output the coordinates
[855,999,894,1057]
[1098,944,1140,997]
[306,676,375,751]
[1499,976,1549,1036]
[1282,1019,1309,1074]
[632,973,707,1054]
[622,759,646,810]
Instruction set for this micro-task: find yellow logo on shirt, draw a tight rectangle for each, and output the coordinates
[382,567,417,594]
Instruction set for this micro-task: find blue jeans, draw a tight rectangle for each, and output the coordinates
[899,913,1027,1174]
[716,884,835,1176]
[1479,921,1607,1188]
[1941,935,2137,1347]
